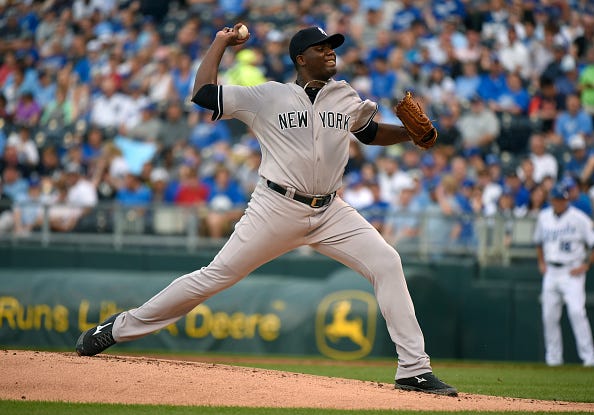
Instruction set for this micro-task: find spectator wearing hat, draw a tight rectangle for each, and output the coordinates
[223,49,267,87]
[564,134,594,185]
[456,94,500,153]
[119,81,150,131]
[476,54,507,105]
[562,176,592,217]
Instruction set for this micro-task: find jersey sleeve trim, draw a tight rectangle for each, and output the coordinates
[351,103,378,134]
[212,85,223,121]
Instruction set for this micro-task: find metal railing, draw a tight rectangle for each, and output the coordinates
[0,201,538,264]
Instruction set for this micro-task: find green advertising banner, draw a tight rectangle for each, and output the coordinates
[0,269,397,359]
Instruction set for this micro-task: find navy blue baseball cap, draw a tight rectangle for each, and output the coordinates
[550,183,569,200]
[289,27,345,63]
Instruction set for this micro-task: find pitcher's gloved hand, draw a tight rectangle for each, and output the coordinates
[395,91,438,150]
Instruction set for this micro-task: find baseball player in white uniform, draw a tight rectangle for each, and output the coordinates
[534,183,594,367]
[76,24,457,396]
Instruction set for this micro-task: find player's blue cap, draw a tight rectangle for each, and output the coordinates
[289,27,345,63]
[550,183,569,200]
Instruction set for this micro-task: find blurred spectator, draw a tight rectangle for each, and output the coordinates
[456,95,500,152]
[564,134,594,186]
[0,177,14,233]
[528,133,558,184]
[39,87,76,132]
[120,81,150,131]
[157,100,191,150]
[477,55,507,104]
[359,180,390,233]
[116,173,153,207]
[423,174,462,259]
[13,91,41,126]
[526,184,549,218]
[490,72,530,116]
[391,0,422,33]
[528,76,565,141]
[36,146,60,179]
[90,77,129,131]
[494,186,518,247]
[61,162,98,230]
[7,124,39,167]
[149,167,170,203]
[434,108,461,157]
[382,176,421,247]
[12,176,46,236]
[146,56,174,104]
[498,26,531,80]
[562,176,592,217]
[343,171,374,210]
[223,49,267,87]
[454,61,480,101]
[189,110,232,152]
[82,126,105,166]
[376,153,411,203]
[262,30,293,83]
[174,164,209,207]
[579,46,594,123]
[123,102,162,143]
[35,70,56,108]
[502,166,531,216]
[235,139,261,196]
[203,164,247,238]
[553,93,593,146]
[369,56,397,104]
[170,51,195,102]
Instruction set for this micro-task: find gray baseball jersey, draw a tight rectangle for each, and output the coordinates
[112,79,432,379]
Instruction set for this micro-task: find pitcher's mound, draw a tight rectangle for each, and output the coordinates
[2,350,592,412]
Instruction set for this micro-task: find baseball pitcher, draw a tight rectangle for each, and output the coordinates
[75,24,456,396]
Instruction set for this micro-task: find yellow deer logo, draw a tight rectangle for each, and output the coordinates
[315,290,377,360]
[325,300,370,350]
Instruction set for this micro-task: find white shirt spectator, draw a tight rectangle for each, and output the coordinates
[68,178,98,209]
[90,92,129,129]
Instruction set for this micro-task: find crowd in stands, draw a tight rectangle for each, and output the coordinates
[0,0,594,249]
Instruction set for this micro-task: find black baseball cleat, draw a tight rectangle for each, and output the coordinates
[76,313,120,356]
[395,372,458,397]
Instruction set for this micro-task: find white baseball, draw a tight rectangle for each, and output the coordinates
[237,24,249,39]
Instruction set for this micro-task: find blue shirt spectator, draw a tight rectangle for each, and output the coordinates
[391,3,423,32]
[554,94,593,144]
[116,174,153,207]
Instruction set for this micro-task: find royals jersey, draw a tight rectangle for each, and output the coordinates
[212,80,378,195]
[533,205,594,265]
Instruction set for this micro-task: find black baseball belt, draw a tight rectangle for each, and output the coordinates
[266,180,335,208]
[547,262,571,267]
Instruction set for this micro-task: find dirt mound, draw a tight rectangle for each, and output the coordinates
[2,350,593,412]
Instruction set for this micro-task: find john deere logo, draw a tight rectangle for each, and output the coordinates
[315,290,377,360]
